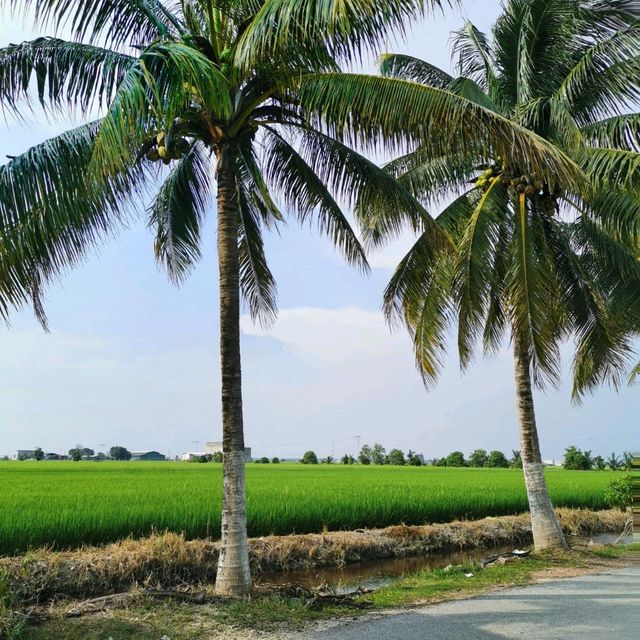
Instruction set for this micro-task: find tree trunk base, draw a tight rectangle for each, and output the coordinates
[523,462,568,550]
[215,449,252,596]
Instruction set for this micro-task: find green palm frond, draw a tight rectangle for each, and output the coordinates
[576,189,640,246]
[91,41,230,176]
[384,192,482,383]
[481,215,512,354]
[557,21,640,121]
[451,21,496,91]
[0,229,48,328]
[454,178,507,367]
[569,218,638,397]
[235,0,438,67]
[384,234,455,386]
[262,126,368,270]
[237,174,278,328]
[507,193,562,386]
[236,143,284,228]
[3,0,183,48]
[582,147,640,191]
[447,77,500,112]
[0,121,142,269]
[384,150,476,208]
[515,0,579,104]
[0,121,148,324]
[379,54,454,87]
[299,73,585,193]
[148,141,212,284]
[581,113,640,151]
[407,254,456,387]
[379,53,498,111]
[577,218,640,324]
[0,38,135,116]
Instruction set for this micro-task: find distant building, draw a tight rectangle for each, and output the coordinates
[16,450,35,459]
[206,441,251,461]
[181,452,207,461]
[44,453,67,460]
[542,459,562,467]
[130,451,166,461]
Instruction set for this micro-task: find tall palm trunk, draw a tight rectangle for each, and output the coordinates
[513,339,567,550]
[214,144,252,595]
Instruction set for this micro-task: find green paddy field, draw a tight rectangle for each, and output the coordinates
[0,462,623,554]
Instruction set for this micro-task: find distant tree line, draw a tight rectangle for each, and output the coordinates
[16,445,133,461]
[563,447,633,471]
[266,445,634,470]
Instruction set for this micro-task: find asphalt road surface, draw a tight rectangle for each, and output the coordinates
[309,566,640,639]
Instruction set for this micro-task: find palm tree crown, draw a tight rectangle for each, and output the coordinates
[381,0,640,395]
[379,0,639,550]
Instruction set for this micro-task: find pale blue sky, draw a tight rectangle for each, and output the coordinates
[0,1,637,460]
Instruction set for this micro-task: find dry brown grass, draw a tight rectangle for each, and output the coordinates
[0,509,625,605]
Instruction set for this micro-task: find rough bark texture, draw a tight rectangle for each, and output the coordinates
[214,145,252,595]
[514,341,568,550]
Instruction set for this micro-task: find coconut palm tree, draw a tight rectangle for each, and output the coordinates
[0,0,454,595]
[376,0,640,549]
[0,0,593,592]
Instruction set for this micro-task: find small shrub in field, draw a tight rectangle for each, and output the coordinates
[604,476,632,511]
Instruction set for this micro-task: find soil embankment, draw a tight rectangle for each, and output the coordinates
[0,508,625,604]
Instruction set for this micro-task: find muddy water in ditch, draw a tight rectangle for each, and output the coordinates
[254,543,524,594]
[254,532,629,594]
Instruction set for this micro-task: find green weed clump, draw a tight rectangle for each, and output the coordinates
[0,462,623,554]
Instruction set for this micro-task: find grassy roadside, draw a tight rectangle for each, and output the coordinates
[11,543,638,640]
[370,543,638,607]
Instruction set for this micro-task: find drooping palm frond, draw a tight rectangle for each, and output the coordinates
[0,121,149,326]
[0,38,135,116]
[453,178,508,367]
[379,53,454,87]
[582,147,640,191]
[237,172,278,328]
[581,113,640,151]
[557,21,640,122]
[384,233,456,386]
[91,41,231,176]
[235,0,441,68]
[148,141,212,283]
[299,73,585,193]
[2,0,183,49]
[569,218,639,397]
[505,193,563,386]
[0,121,144,273]
[262,126,368,269]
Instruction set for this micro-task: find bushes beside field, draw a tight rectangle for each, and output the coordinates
[0,462,624,555]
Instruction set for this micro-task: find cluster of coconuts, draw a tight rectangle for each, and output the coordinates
[475,163,502,191]
[473,163,559,215]
[508,173,559,214]
[146,131,190,165]
[509,173,544,197]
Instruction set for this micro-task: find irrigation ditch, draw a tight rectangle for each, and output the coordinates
[0,508,626,605]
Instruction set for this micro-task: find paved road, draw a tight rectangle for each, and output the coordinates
[309,566,640,639]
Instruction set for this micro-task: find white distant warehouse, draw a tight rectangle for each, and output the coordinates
[206,442,252,461]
